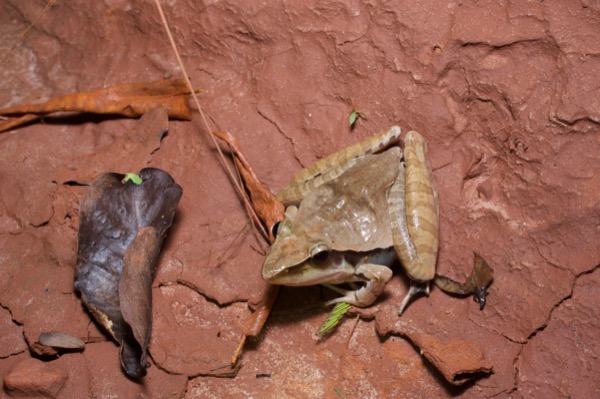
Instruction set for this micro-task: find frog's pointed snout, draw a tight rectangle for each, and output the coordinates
[262,253,282,281]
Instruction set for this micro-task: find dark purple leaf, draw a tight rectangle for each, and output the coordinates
[75,168,182,379]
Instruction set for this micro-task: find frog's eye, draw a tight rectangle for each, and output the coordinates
[310,244,332,266]
[271,221,281,238]
[273,218,294,238]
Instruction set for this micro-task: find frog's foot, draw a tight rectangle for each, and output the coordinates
[397,281,430,315]
[433,252,493,310]
[324,264,392,307]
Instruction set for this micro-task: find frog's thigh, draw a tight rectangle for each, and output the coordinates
[388,162,419,268]
[393,131,439,282]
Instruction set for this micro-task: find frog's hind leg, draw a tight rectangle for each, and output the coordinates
[388,131,439,315]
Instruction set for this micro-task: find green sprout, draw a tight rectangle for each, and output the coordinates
[349,110,366,127]
[318,302,351,335]
[333,386,347,399]
[122,172,143,185]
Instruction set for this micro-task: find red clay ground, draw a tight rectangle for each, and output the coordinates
[1,1,600,398]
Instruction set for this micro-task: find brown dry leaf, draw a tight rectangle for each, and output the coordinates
[213,130,285,365]
[230,284,280,365]
[372,300,495,386]
[214,130,284,242]
[434,252,494,310]
[0,78,195,133]
[0,114,39,132]
[38,331,85,350]
[119,226,162,369]
[75,168,182,379]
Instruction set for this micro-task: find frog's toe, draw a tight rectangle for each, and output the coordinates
[323,284,375,307]
[325,296,372,308]
[323,283,351,296]
[473,286,489,310]
[397,282,430,315]
[325,296,350,307]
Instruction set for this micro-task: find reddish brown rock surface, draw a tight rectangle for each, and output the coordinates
[1,1,599,398]
[3,357,67,398]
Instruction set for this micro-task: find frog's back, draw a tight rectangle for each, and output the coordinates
[296,147,401,252]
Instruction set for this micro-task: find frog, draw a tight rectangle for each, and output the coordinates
[262,126,493,314]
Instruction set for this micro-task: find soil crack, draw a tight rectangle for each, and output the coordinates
[510,264,600,395]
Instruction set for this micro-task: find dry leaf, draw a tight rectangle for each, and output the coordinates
[213,130,285,365]
[214,130,284,242]
[407,332,493,385]
[38,331,85,350]
[434,252,494,310]
[75,168,182,378]
[0,78,195,133]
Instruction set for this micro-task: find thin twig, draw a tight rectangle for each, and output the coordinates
[0,0,58,67]
[153,0,263,236]
[345,315,360,348]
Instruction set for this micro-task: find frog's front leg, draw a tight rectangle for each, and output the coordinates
[388,131,439,315]
[324,264,393,307]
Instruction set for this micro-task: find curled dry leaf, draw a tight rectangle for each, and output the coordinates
[0,78,196,133]
[75,168,182,379]
[214,130,284,242]
[213,130,285,366]
[38,331,85,350]
[434,252,494,310]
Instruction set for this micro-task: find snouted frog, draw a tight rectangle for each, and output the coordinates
[262,126,490,314]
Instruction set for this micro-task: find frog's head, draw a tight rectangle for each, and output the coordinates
[262,206,356,286]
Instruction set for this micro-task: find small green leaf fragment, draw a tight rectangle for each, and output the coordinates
[334,386,346,399]
[318,302,351,335]
[349,111,358,126]
[122,173,143,185]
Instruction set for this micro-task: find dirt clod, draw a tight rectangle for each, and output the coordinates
[3,358,67,398]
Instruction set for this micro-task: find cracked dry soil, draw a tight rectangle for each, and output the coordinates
[1,1,600,398]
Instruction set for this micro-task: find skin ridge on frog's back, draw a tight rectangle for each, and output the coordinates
[276,126,402,205]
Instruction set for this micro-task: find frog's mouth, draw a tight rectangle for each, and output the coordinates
[264,252,359,286]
